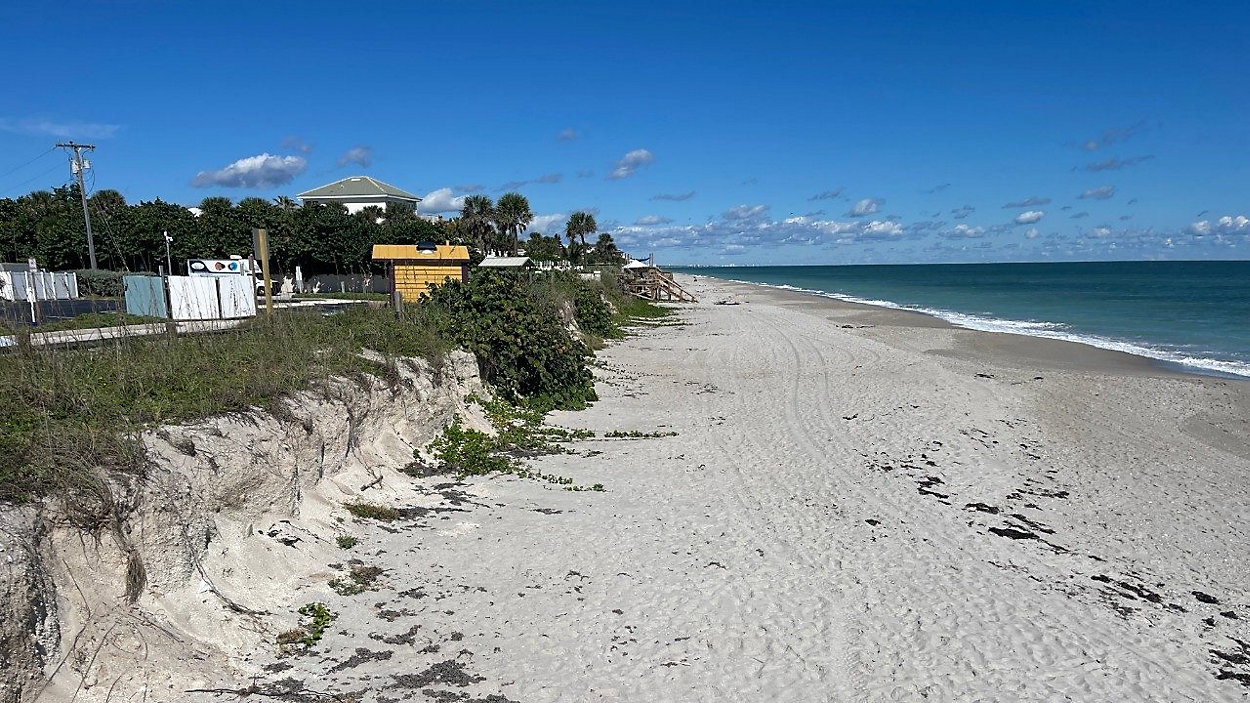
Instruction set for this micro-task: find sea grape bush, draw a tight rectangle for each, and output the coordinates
[423,272,596,409]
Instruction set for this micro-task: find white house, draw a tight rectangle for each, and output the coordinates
[296,176,422,214]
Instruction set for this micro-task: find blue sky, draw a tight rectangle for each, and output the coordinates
[1,1,1247,265]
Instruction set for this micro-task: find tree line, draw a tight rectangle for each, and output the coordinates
[0,186,625,274]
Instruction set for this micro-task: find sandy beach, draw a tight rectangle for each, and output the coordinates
[183,273,1246,702]
[43,273,1236,702]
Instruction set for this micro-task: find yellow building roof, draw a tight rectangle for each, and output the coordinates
[372,244,471,262]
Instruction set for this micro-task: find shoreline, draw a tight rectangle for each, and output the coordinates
[43,273,1245,701]
[219,273,1250,701]
[687,272,1250,382]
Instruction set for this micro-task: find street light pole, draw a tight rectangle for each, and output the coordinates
[164,230,173,275]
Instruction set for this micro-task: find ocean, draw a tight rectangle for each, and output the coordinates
[676,261,1250,379]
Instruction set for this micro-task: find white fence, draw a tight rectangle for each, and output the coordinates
[0,271,79,302]
[166,275,256,321]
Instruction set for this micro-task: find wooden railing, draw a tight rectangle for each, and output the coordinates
[621,270,696,302]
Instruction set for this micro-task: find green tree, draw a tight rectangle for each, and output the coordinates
[26,187,83,270]
[195,196,249,256]
[459,195,495,254]
[494,192,533,256]
[87,189,140,270]
[586,232,625,266]
[130,199,199,272]
[524,232,566,262]
[565,211,597,248]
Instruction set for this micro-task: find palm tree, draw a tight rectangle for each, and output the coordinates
[565,210,597,247]
[459,194,495,253]
[274,195,298,211]
[494,192,533,255]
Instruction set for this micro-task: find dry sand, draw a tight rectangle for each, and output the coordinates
[205,275,1248,702]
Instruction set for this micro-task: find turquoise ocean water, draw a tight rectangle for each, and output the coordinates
[676,261,1250,379]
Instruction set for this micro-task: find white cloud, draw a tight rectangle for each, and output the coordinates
[951,205,975,219]
[1218,215,1250,233]
[1014,210,1044,224]
[191,153,307,188]
[337,145,373,168]
[415,187,466,215]
[723,204,769,220]
[945,223,986,238]
[846,198,883,217]
[1078,185,1116,200]
[1026,227,1040,239]
[1189,215,1250,236]
[610,149,654,179]
[861,220,903,238]
[0,116,121,139]
[529,213,567,234]
[635,214,673,226]
[558,128,578,141]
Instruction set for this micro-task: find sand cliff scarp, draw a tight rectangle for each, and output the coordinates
[0,350,487,702]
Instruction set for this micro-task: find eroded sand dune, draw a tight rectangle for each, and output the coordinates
[227,276,1248,702]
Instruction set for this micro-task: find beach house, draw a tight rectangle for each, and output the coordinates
[297,176,422,215]
[372,242,471,302]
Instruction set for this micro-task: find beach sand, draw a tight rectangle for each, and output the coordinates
[238,275,1250,702]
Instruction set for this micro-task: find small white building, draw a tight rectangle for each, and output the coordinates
[296,176,422,214]
[477,256,532,270]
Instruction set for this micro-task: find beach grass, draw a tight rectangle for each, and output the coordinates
[0,271,641,506]
[0,305,452,504]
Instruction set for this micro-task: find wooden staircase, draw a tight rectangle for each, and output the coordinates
[622,269,696,302]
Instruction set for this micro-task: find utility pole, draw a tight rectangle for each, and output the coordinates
[56,141,98,269]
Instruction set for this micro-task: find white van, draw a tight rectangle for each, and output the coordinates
[187,256,269,296]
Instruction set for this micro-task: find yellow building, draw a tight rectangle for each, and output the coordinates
[372,243,471,301]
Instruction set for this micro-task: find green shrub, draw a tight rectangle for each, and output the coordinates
[571,280,618,338]
[428,417,512,476]
[423,272,596,409]
[71,268,125,297]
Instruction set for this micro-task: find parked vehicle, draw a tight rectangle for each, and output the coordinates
[187,256,271,296]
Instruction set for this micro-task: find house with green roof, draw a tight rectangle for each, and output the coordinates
[296,176,422,215]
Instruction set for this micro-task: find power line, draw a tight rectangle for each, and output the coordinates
[0,146,56,181]
[0,161,68,197]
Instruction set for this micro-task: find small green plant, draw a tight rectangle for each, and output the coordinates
[428,418,512,476]
[277,602,336,650]
[329,564,383,595]
[424,397,605,490]
[603,429,679,438]
[335,535,358,550]
[343,502,398,522]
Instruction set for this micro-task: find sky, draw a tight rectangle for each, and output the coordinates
[1,1,1247,266]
